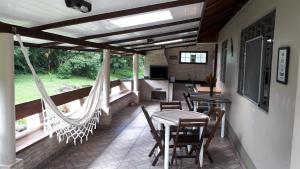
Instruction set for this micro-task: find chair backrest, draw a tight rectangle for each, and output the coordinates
[174,118,208,144]
[204,108,225,150]
[160,101,182,111]
[183,92,194,111]
[141,106,157,135]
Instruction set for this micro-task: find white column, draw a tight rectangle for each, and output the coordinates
[133,54,139,104]
[102,49,111,108]
[0,33,16,167]
[133,54,139,93]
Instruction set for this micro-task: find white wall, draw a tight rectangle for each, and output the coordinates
[217,0,300,169]
[291,56,300,169]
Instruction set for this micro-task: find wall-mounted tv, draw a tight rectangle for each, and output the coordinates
[150,65,168,80]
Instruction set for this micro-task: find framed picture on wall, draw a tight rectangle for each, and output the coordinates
[276,47,290,84]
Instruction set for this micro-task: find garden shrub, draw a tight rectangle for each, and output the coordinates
[57,62,72,79]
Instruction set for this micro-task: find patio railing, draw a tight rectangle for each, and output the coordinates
[15,80,123,121]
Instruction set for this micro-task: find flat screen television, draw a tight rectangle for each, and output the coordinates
[150,65,168,80]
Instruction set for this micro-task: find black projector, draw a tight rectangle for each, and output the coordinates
[65,0,92,13]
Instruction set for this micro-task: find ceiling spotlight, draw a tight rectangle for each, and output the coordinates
[65,0,92,13]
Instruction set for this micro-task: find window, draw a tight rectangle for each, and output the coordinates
[221,40,228,82]
[238,10,276,112]
[180,51,208,64]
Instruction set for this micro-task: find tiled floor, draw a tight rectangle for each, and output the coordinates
[42,102,245,169]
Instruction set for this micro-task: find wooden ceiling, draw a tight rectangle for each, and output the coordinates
[0,0,248,54]
[196,0,248,43]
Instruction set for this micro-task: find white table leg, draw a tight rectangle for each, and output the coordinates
[164,125,170,169]
[221,104,226,138]
[157,123,162,154]
[199,127,204,167]
[221,112,225,138]
[194,101,198,112]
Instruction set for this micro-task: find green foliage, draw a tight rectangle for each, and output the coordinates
[14,46,145,80]
[57,62,72,79]
[57,52,102,79]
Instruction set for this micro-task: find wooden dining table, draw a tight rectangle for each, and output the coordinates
[151,110,209,169]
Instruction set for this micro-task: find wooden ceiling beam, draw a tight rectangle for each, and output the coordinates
[80,17,201,40]
[102,27,198,45]
[133,39,196,50]
[196,0,207,43]
[0,22,141,54]
[32,0,205,30]
[121,34,197,48]
[41,42,63,47]
[140,42,198,52]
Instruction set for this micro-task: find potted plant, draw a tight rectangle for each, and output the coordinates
[206,74,217,96]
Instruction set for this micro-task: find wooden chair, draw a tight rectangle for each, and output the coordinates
[204,108,225,163]
[160,101,182,111]
[171,118,208,167]
[141,106,164,166]
[183,92,209,113]
[160,101,182,139]
[183,92,194,111]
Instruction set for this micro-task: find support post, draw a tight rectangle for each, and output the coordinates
[100,49,112,127]
[0,33,23,169]
[103,49,111,108]
[133,53,139,103]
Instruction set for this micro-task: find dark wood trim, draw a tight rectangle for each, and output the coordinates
[142,43,197,52]
[32,0,204,30]
[80,17,201,40]
[16,80,121,120]
[121,34,197,48]
[14,41,100,52]
[214,43,218,77]
[103,27,198,44]
[197,0,207,42]
[133,39,196,50]
[0,22,140,54]
[41,42,62,48]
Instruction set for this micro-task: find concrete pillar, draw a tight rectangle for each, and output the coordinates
[100,49,112,127]
[0,33,23,169]
[102,49,111,108]
[133,54,139,103]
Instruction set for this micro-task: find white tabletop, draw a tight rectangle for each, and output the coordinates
[151,110,209,126]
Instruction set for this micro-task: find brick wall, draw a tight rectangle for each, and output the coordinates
[17,136,70,169]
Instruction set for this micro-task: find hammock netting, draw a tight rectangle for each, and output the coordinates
[16,34,104,144]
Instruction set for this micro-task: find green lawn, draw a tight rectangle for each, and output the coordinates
[15,67,143,104]
[15,74,96,104]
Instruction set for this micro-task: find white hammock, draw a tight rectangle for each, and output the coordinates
[16,35,103,144]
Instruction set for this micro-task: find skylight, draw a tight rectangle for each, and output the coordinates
[154,39,183,45]
[109,10,173,28]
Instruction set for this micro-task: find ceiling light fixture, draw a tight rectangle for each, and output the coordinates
[109,10,173,28]
[154,39,183,45]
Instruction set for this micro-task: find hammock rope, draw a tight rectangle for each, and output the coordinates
[16,34,103,144]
